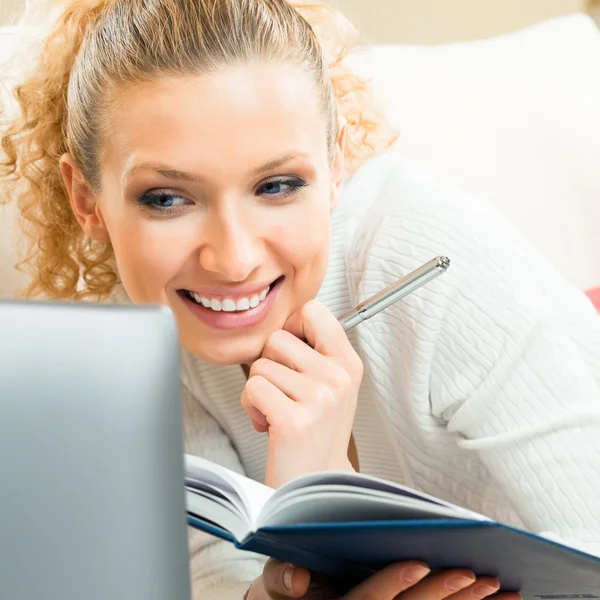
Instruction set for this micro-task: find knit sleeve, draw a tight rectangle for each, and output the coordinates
[349,155,600,555]
[430,226,600,554]
[181,385,266,599]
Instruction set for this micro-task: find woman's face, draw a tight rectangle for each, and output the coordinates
[65,62,345,364]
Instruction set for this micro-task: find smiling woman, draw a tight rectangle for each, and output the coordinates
[64,60,346,365]
[1,1,394,305]
[1,2,600,600]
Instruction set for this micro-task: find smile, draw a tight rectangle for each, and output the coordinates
[178,276,285,330]
[183,285,271,312]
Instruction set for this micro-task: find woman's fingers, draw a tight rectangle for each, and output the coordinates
[261,331,357,401]
[261,329,324,374]
[257,560,520,600]
[250,356,346,406]
[444,576,502,600]
[343,562,431,600]
[245,300,363,487]
[250,357,308,400]
[261,559,311,599]
[283,300,362,372]
[243,356,339,436]
[240,373,295,432]
[396,569,476,600]
[283,299,345,354]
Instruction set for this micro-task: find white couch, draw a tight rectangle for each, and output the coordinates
[349,13,600,293]
[1,14,600,298]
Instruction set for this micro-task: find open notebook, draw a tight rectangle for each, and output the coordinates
[184,455,600,600]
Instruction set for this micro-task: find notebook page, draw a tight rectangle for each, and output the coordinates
[185,454,274,526]
[260,488,482,528]
[268,470,490,522]
[186,489,251,541]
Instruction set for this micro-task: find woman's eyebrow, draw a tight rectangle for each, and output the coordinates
[249,152,310,177]
[123,151,310,184]
[123,162,202,183]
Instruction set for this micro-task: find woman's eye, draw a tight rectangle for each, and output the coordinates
[137,191,189,213]
[257,177,306,199]
[261,181,287,195]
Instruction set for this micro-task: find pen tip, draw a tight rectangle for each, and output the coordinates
[437,256,451,270]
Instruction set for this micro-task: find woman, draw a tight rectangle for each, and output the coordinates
[1,1,599,599]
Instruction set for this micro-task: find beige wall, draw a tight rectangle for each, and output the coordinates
[334,0,588,44]
[0,0,592,43]
[0,0,25,26]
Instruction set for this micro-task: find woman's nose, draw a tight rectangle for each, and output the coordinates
[198,209,264,281]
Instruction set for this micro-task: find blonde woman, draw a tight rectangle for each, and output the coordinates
[1,1,599,599]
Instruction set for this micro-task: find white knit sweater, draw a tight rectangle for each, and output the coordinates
[164,154,600,599]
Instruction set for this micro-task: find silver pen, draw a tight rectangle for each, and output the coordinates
[338,256,451,331]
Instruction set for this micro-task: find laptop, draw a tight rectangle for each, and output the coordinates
[0,300,191,600]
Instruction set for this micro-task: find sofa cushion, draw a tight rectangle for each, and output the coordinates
[349,14,600,290]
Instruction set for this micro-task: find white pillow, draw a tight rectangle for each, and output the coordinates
[350,14,600,290]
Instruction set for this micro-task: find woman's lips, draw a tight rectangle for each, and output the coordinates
[179,276,284,330]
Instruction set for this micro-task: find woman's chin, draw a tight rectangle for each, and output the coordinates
[181,334,265,366]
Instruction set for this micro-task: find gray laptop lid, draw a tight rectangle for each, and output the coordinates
[0,300,191,600]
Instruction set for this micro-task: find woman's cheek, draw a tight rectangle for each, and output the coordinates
[111,223,192,304]
[283,222,330,294]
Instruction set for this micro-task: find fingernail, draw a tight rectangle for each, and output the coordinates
[403,564,431,583]
[251,420,269,433]
[447,574,476,592]
[472,583,501,599]
[283,565,294,593]
[249,408,268,427]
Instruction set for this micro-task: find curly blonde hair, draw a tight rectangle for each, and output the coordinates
[0,0,397,301]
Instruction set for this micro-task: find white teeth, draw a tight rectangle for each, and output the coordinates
[222,299,236,312]
[236,297,250,311]
[186,283,274,312]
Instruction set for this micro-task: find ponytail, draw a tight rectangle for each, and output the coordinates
[289,2,396,170]
[1,0,117,299]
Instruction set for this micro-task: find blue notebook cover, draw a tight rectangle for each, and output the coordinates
[183,456,600,598]
[187,515,600,599]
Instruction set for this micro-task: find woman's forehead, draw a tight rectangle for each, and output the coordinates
[101,63,330,181]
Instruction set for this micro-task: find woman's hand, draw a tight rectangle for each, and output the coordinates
[247,559,522,600]
[241,300,363,488]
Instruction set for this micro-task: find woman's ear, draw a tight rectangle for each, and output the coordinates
[329,117,347,211]
[59,153,109,242]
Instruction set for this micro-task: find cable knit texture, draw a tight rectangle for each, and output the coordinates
[120,154,600,599]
